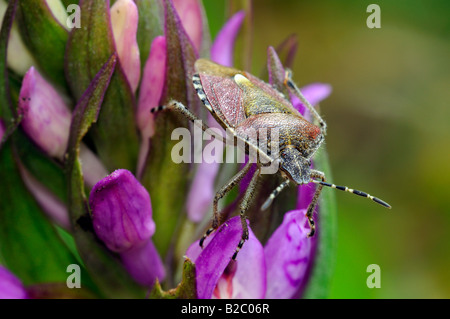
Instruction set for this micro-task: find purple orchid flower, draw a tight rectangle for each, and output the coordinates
[2,0,337,300]
[185,210,313,299]
[0,266,28,299]
[90,169,165,287]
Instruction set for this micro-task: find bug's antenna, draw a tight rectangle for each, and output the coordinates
[312,180,391,208]
[261,179,290,210]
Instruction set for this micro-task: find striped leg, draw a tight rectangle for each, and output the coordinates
[232,166,261,260]
[306,170,326,237]
[150,101,225,143]
[199,160,253,248]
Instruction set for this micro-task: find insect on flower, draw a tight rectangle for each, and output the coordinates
[152,58,391,260]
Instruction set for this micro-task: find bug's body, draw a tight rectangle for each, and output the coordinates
[194,59,324,185]
[152,57,390,260]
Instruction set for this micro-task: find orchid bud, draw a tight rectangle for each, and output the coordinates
[18,67,71,160]
[111,0,141,93]
[90,169,155,253]
[90,169,164,286]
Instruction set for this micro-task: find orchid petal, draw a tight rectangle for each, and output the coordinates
[90,169,155,253]
[120,239,165,287]
[212,232,266,299]
[172,0,203,53]
[264,210,315,299]
[111,0,141,93]
[211,11,245,67]
[0,119,5,142]
[79,144,109,187]
[17,161,70,230]
[136,36,166,177]
[291,83,332,118]
[186,158,217,223]
[18,67,71,160]
[186,216,265,299]
[0,266,28,299]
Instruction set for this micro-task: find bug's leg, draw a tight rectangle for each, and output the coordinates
[305,169,326,237]
[150,101,225,143]
[283,70,327,135]
[199,160,253,248]
[232,167,261,260]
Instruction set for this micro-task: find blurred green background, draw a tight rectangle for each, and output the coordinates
[205,0,450,298]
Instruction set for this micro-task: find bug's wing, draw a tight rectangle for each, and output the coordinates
[234,73,298,117]
[195,59,247,129]
[201,73,247,129]
[195,59,303,130]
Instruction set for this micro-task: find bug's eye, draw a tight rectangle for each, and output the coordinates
[280,147,311,185]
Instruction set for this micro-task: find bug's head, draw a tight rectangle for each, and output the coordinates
[279,146,311,185]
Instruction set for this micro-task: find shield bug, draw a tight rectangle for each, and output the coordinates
[152,58,391,259]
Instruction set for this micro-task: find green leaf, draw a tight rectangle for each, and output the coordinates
[140,0,199,257]
[134,0,163,68]
[0,141,79,285]
[149,258,197,299]
[302,146,338,299]
[15,131,67,203]
[16,0,69,90]
[65,0,139,172]
[65,53,144,298]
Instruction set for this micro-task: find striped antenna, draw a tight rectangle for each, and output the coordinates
[261,179,290,210]
[312,180,391,208]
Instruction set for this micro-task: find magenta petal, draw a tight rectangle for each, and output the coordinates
[120,239,166,287]
[211,11,245,67]
[136,36,166,177]
[79,144,109,187]
[291,83,332,118]
[186,216,242,299]
[90,169,155,253]
[136,35,166,133]
[264,210,314,299]
[186,216,265,299]
[172,0,203,53]
[18,67,72,160]
[0,119,5,142]
[111,0,141,93]
[213,230,266,299]
[17,161,70,230]
[186,160,218,222]
[0,266,28,299]
[297,181,316,211]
